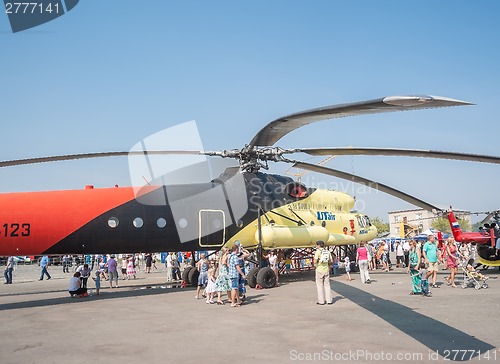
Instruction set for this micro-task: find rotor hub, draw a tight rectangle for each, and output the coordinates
[211,146,291,172]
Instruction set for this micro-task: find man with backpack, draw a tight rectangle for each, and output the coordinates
[313,241,333,305]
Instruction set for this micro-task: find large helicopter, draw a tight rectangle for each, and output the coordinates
[1,95,500,287]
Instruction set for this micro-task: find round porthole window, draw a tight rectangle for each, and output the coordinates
[108,217,119,228]
[178,218,188,228]
[157,218,167,228]
[133,217,144,228]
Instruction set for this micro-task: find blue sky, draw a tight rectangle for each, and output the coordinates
[1,1,499,223]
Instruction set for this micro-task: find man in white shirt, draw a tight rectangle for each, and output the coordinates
[165,252,173,282]
[403,240,410,268]
[396,242,405,268]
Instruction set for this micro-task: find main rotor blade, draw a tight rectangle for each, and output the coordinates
[249,95,472,147]
[0,150,205,168]
[480,211,500,225]
[291,147,500,165]
[292,161,441,212]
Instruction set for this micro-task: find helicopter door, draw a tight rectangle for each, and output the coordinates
[198,209,226,247]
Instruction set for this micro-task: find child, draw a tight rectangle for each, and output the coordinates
[76,263,91,288]
[285,256,291,275]
[98,259,108,281]
[205,264,217,304]
[466,261,488,281]
[152,254,158,270]
[126,257,136,280]
[344,256,352,281]
[420,262,431,297]
[121,257,128,280]
[92,270,101,295]
[332,254,339,276]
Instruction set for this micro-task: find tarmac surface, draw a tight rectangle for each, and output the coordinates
[1,262,499,364]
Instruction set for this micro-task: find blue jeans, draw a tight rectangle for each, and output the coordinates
[421,280,429,294]
[4,268,13,283]
[40,266,51,280]
[238,274,246,295]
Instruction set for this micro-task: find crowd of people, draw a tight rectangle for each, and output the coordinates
[2,236,489,305]
[0,253,168,296]
[194,244,249,307]
[406,235,479,296]
[309,235,488,304]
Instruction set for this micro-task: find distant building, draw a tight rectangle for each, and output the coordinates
[388,208,470,238]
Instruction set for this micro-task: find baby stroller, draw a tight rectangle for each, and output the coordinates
[459,259,489,290]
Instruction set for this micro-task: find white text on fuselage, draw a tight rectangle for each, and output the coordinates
[317,212,336,220]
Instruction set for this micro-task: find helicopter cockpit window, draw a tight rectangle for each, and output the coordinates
[286,182,308,199]
[357,215,372,228]
[357,216,368,228]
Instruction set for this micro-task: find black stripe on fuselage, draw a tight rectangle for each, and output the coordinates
[44,169,312,254]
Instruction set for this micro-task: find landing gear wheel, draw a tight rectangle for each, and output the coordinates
[247,267,260,288]
[256,267,276,289]
[182,266,193,284]
[482,283,489,289]
[475,283,481,290]
[188,267,199,287]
